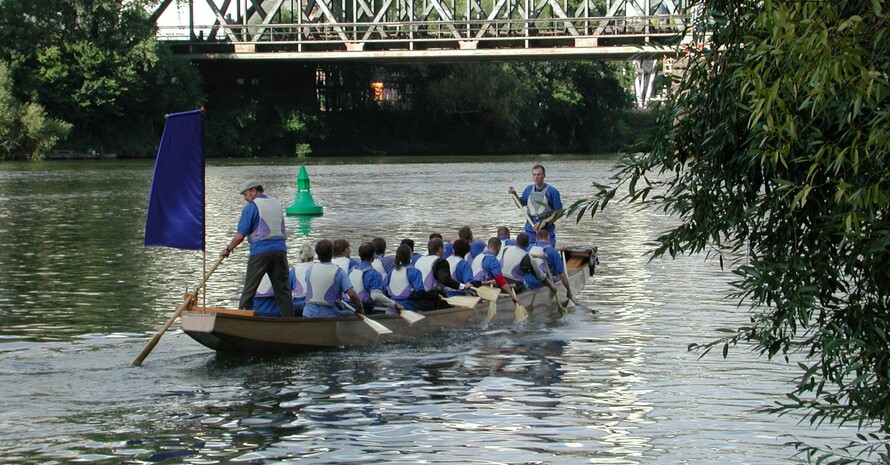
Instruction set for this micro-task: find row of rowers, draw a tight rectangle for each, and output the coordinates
[251,226,573,318]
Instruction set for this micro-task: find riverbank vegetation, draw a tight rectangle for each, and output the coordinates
[0,1,645,161]
[572,0,889,461]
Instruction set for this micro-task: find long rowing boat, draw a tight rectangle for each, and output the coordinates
[180,246,597,354]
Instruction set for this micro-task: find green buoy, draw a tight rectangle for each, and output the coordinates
[285,165,324,216]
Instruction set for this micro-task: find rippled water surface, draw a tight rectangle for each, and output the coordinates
[0,157,852,464]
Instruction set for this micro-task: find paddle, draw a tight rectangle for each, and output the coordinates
[132,254,225,366]
[510,190,539,231]
[341,301,394,335]
[397,308,425,324]
[544,265,567,315]
[472,285,501,327]
[441,295,482,308]
[509,286,529,324]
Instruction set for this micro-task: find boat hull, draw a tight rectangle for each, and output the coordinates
[181,246,596,354]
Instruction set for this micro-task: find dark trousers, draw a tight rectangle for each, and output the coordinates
[239,251,294,317]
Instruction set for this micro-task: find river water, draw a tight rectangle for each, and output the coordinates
[0,157,853,464]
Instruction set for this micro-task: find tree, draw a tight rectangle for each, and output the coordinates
[0,0,203,156]
[571,0,890,461]
[0,61,72,160]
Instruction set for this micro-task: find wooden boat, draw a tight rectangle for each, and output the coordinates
[181,246,597,354]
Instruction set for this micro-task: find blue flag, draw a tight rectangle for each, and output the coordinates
[144,109,205,250]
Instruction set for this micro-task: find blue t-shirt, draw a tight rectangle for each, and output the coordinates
[236,195,287,255]
[442,241,453,259]
[478,250,504,279]
[520,183,562,234]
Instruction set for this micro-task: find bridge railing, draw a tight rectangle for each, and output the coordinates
[157,14,692,53]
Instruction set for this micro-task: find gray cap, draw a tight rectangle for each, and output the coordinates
[239,179,262,194]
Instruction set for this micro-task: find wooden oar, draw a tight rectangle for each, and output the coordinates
[397,308,425,324]
[440,295,482,308]
[508,286,528,324]
[471,285,502,302]
[544,265,567,315]
[341,302,393,335]
[132,255,225,366]
[511,191,539,231]
[472,285,501,327]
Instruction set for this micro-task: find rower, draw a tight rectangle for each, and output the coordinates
[385,244,425,311]
[414,237,472,308]
[400,238,423,265]
[500,232,557,293]
[303,239,364,317]
[349,242,405,314]
[445,238,474,288]
[530,229,572,299]
[331,238,358,272]
[496,226,516,260]
[470,237,520,305]
[370,237,393,275]
[456,226,486,265]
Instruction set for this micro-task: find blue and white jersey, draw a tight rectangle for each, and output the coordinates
[529,241,564,279]
[446,255,473,283]
[237,195,287,255]
[471,250,503,282]
[499,245,528,281]
[349,262,385,307]
[497,237,516,260]
[414,255,440,291]
[303,263,355,317]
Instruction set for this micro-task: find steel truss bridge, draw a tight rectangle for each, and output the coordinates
[154,0,697,61]
[154,0,700,105]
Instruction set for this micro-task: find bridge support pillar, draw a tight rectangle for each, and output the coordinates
[633,59,659,109]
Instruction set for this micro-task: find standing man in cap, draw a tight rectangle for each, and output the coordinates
[221,180,294,317]
[508,164,562,247]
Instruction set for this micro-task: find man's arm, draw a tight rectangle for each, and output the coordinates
[221,233,245,257]
[433,259,466,290]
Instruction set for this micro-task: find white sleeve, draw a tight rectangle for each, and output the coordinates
[371,289,396,307]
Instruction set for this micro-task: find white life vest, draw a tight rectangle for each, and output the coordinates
[414,255,439,291]
[500,245,529,281]
[306,263,340,306]
[348,267,372,303]
[387,266,415,299]
[446,255,464,281]
[248,197,286,243]
[528,244,551,280]
[527,185,553,218]
[293,262,313,298]
[371,258,386,276]
[471,252,494,281]
[332,256,352,272]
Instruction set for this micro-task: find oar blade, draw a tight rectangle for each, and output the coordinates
[514,303,529,324]
[442,295,482,308]
[472,286,501,302]
[482,301,497,328]
[399,310,425,325]
[358,314,393,335]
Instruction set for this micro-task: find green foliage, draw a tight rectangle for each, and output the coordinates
[0,61,72,160]
[570,0,890,460]
[0,0,204,156]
